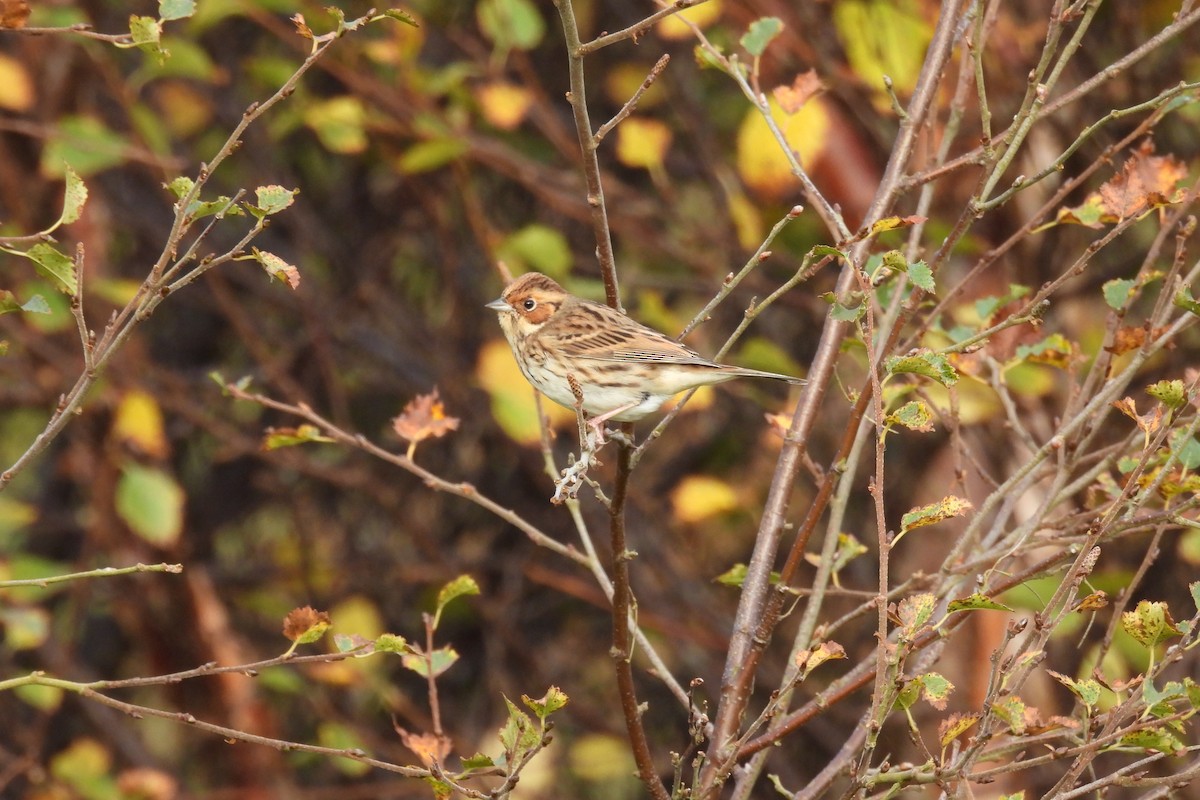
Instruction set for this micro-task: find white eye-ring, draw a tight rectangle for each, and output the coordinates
[522,298,537,311]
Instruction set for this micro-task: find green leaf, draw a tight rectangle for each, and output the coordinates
[0,607,51,650]
[899,495,972,536]
[159,0,195,22]
[167,176,195,199]
[317,722,370,776]
[497,225,573,277]
[20,243,78,295]
[1174,287,1200,317]
[810,244,848,261]
[907,260,935,293]
[374,633,408,654]
[54,165,88,230]
[829,298,866,322]
[252,185,298,216]
[1103,277,1137,310]
[380,9,419,27]
[897,592,935,641]
[263,424,333,450]
[129,14,162,48]
[893,678,921,711]
[0,291,51,315]
[42,116,131,177]
[303,96,368,154]
[522,685,568,719]
[398,139,469,174]
[401,646,459,678]
[477,0,545,52]
[499,696,540,753]
[939,713,978,747]
[974,284,1030,323]
[435,574,480,620]
[14,683,64,712]
[460,753,495,771]
[947,593,1013,613]
[992,696,1026,735]
[115,464,185,546]
[714,563,781,587]
[1191,582,1200,615]
[885,400,933,432]
[294,620,329,645]
[918,672,953,710]
[1121,600,1182,648]
[1049,670,1101,709]
[885,351,958,386]
[741,17,783,57]
[249,248,300,289]
[1118,727,1185,755]
[1147,379,1187,410]
[1013,333,1073,368]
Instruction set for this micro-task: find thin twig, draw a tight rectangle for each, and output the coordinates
[594,54,671,145]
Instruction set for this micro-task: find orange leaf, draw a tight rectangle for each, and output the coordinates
[1056,140,1187,227]
[393,388,460,444]
[282,606,331,643]
[0,0,29,29]
[772,70,823,114]
[395,726,452,767]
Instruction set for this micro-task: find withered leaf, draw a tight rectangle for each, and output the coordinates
[394,725,452,768]
[393,388,460,444]
[0,0,30,29]
[282,606,331,643]
[772,70,823,114]
[1056,140,1186,228]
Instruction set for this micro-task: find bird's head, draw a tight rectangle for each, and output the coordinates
[486,272,568,335]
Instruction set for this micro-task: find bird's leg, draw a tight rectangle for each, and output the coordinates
[585,401,640,445]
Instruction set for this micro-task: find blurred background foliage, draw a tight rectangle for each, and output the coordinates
[0,0,1198,797]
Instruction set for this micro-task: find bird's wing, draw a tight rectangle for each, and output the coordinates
[543,300,716,365]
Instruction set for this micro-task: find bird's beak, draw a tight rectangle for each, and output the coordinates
[485,297,509,312]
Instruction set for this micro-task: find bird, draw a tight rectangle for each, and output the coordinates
[486,272,804,438]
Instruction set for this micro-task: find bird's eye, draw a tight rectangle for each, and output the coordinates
[522,298,537,311]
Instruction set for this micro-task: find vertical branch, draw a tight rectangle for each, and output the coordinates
[554,2,665,797]
[609,442,669,799]
[700,0,968,791]
[554,0,621,307]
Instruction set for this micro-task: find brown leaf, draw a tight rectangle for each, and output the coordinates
[1054,141,1187,228]
[1098,140,1187,220]
[393,388,460,444]
[291,13,313,39]
[0,0,30,29]
[282,606,331,642]
[772,69,823,114]
[1106,325,1147,355]
[395,725,452,768]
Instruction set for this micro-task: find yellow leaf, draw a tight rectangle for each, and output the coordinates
[363,17,425,65]
[656,0,722,40]
[671,475,739,523]
[476,81,533,131]
[476,339,573,443]
[736,97,831,198]
[604,62,666,110]
[833,0,932,103]
[112,389,169,458]
[152,81,213,138]
[569,734,636,781]
[0,54,33,111]
[303,96,367,154]
[615,117,672,171]
[728,190,764,250]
